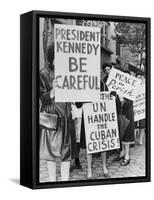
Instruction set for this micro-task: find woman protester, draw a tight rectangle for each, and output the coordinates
[102,63,112,83]
[39,45,75,181]
[85,64,112,179]
[116,70,135,166]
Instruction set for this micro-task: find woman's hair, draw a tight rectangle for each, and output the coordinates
[123,69,131,75]
[113,65,124,72]
[135,72,144,77]
[102,63,112,72]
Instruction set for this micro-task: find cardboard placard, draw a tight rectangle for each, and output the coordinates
[54,24,101,102]
[83,92,120,154]
[106,68,141,101]
[133,82,145,121]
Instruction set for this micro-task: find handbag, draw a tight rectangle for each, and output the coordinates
[39,98,57,129]
[40,112,57,129]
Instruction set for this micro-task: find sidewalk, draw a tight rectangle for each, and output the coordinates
[40,143,145,182]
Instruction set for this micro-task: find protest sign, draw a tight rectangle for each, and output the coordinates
[106,68,141,101]
[83,92,120,154]
[133,82,145,121]
[54,24,101,102]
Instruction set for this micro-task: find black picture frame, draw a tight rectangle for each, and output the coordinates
[20,10,151,189]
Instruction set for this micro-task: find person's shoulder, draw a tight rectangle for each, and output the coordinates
[100,80,108,91]
[103,75,108,83]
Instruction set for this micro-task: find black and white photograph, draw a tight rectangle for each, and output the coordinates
[0,0,153,197]
[38,15,149,183]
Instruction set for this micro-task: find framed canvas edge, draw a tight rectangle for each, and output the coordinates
[24,10,151,189]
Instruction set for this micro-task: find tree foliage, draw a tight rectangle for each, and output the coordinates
[113,22,146,55]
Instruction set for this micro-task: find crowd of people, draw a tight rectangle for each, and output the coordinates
[39,45,145,182]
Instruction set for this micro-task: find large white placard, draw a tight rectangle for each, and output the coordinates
[54,24,101,102]
[83,92,120,154]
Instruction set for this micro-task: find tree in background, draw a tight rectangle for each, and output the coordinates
[113,22,146,68]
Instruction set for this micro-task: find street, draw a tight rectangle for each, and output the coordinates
[40,141,145,182]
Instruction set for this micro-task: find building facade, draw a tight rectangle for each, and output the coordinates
[39,18,116,70]
[75,20,116,66]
